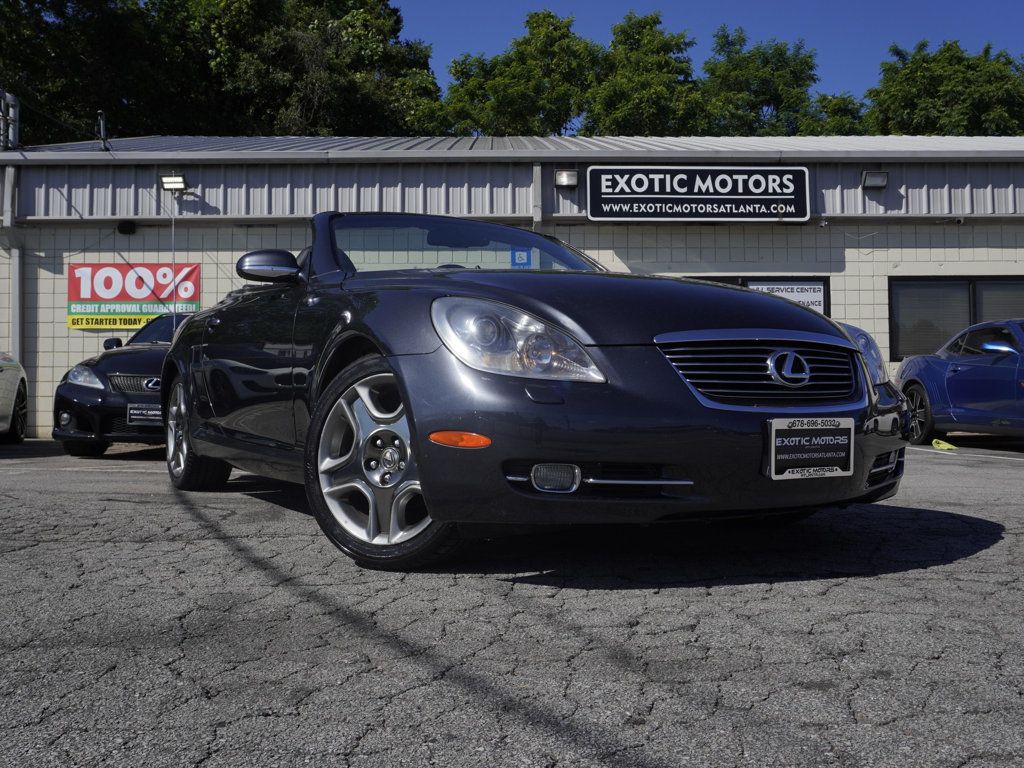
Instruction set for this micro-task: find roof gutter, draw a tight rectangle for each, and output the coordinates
[3,149,1024,166]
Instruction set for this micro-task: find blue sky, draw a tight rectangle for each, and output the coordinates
[394,0,1024,98]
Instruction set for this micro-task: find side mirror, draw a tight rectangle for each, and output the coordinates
[236,249,301,283]
[103,338,123,350]
[981,341,1018,355]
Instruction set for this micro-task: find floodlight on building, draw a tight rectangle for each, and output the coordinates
[554,169,578,188]
[860,170,888,189]
[159,173,189,192]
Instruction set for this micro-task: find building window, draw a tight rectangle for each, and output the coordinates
[889,278,1024,360]
[700,277,830,315]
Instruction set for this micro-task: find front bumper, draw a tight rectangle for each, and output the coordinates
[52,383,164,445]
[391,346,910,525]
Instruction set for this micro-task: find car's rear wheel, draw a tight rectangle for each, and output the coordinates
[62,440,108,457]
[165,377,232,490]
[2,382,27,443]
[305,355,460,570]
[904,383,936,445]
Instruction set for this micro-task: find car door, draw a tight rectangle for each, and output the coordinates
[201,279,304,449]
[944,325,1021,429]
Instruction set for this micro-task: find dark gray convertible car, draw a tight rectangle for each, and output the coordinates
[162,212,910,569]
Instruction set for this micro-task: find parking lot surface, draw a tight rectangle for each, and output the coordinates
[1,438,1022,768]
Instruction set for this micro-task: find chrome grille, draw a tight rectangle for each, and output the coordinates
[658,340,858,405]
[108,374,154,394]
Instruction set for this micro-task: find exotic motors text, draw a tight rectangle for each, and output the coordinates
[587,165,810,222]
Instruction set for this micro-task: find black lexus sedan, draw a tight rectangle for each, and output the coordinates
[162,212,910,569]
[54,313,187,456]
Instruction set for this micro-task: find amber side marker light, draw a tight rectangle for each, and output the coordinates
[429,431,492,448]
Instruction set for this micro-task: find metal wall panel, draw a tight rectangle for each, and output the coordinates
[14,160,1024,222]
[16,163,534,221]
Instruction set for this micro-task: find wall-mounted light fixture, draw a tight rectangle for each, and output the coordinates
[159,173,189,192]
[554,169,578,188]
[860,170,888,189]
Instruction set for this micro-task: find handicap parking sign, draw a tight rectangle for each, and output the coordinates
[510,248,532,269]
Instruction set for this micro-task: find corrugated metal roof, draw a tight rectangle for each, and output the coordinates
[5,135,1024,164]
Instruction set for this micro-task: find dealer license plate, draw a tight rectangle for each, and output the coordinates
[769,417,854,480]
[127,403,163,425]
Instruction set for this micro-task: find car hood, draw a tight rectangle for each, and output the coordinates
[345,270,845,346]
[79,344,170,375]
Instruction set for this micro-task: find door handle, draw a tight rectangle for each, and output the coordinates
[206,316,221,331]
[303,295,320,307]
[949,364,962,373]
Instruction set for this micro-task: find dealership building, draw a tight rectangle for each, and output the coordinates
[2,133,1024,437]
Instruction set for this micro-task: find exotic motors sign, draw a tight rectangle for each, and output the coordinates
[67,263,201,329]
[587,166,810,222]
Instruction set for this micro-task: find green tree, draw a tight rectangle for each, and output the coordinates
[444,11,601,136]
[203,0,443,136]
[799,93,867,135]
[0,0,214,145]
[582,11,695,136]
[866,41,1024,135]
[0,0,442,144]
[695,26,819,136]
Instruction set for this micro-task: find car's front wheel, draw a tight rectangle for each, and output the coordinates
[905,383,937,445]
[305,355,460,570]
[165,377,232,490]
[2,382,27,443]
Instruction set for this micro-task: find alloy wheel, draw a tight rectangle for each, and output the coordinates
[907,388,926,442]
[166,383,188,478]
[317,373,431,546]
[12,386,27,440]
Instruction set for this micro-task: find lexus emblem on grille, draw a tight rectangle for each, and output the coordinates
[144,378,161,392]
[767,351,811,387]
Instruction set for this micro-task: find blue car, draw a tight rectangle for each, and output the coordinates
[895,320,1023,444]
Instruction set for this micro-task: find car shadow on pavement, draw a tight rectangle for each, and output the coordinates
[98,446,165,461]
[170,486,681,768]
[0,439,68,459]
[232,474,313,516]
[441,504,1004,588]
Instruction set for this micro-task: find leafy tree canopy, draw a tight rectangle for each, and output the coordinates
[444,11,601,136]
[866,41,1024,135]
[695,26,819,136]
[4,5,1024,143]
[582,11,696,137]
[0,0,440,144]
[204,0,442,136]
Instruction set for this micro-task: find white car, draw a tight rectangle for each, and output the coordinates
[0,351,28,443]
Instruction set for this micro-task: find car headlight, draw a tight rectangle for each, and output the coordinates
[67,364,105,389]
[431,297,605,382]
[843,326,889,385]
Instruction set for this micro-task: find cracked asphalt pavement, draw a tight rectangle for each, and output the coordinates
[1,438,1022,767]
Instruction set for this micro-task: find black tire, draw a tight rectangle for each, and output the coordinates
[904,383,936,445]
[62,439,109,457]
[305,354,461,570]
[2,382,28,443]
[165,376,232,490]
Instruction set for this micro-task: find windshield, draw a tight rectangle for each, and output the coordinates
[332,214,598,273]
[127,314,188,345]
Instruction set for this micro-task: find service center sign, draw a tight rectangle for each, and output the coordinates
[67,263,201,329]
[587,166,810,222]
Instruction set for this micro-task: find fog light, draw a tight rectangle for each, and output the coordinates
[59,411,72,427]
[530,463,581,493]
